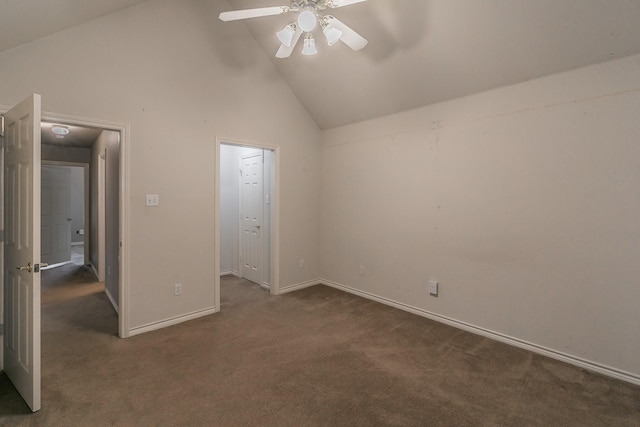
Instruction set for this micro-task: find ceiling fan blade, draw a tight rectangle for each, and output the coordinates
[276,27,303,58]
[219,6,289,22]
[326,16,368,51]
[330,0,368,7]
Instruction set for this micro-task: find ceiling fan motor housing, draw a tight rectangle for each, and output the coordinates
[290,0,331,12]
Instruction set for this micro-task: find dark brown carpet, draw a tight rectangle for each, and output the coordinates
[1,267,639,426]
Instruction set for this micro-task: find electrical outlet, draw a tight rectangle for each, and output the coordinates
[359,265,366,276]
[429,280,438,297]
[299,259,305,269]
[146,194,160,206]
[174,283,182,296]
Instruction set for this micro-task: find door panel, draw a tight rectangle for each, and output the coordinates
[240,152,263,285]
[3,94,42,412]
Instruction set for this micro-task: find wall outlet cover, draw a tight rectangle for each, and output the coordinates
[146,194,160,206]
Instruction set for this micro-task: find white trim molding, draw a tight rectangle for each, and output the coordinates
[220,271,239,277]
[278,279,322,295]
[318,278,640,387]
[128,307,217,337]
[39,109,131,339]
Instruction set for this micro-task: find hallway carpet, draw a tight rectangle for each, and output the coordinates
[1,269,639,426]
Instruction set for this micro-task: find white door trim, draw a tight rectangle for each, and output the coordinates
[214,137,281,314]
[97,151,106,282]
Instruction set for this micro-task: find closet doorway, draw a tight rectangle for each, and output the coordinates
[216,140,279,310]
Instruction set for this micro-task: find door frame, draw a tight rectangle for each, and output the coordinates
[214,137,280,312]
[97,150,106,282]
[41,161,90,267]
[38,110,130,338]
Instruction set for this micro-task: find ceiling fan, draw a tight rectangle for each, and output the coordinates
[220,0,368,58]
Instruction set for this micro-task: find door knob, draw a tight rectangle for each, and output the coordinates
[16,262,32,273]
[67,218,72,221]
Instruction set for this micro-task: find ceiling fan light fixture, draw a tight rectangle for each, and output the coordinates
[302,34,318,55]
[297,10,318,32]
[322,23,342,46]
[277,23,297,47]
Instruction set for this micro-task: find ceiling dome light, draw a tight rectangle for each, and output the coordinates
[276,23,297,47]
[302,34,318,55]
[297,10,317,32]
[51,126,70,139]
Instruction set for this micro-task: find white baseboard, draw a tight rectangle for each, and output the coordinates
[319,278,640,387]
[71,242,84,247]
[104,287,119,314]
[128,307,217,337]
[220,270,239,277]
[278,279,322,295]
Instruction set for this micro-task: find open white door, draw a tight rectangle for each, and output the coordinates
[3,94,42,412]
[41,165,72,266]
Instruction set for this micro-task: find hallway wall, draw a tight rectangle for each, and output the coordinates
[90,130,120,309]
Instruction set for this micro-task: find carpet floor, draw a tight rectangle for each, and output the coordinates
[1,266,639,426]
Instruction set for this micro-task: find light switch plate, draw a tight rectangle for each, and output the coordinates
[429,280,439,297]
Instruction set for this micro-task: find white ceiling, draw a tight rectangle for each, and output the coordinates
[3,0,640,130]
[0,0,148,53]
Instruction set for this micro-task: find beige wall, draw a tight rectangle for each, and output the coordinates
[41,144,91,164]
[321,54,640,379]
[0,0,321,332]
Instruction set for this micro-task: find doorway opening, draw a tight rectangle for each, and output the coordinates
[39,115,128,338]
[1,96,128,411]
[216,140,280,311]
[40,164,87,270]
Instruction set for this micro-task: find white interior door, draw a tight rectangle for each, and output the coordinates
[240,152,263,285]
[3,94,42,412]
[41,166,71,266]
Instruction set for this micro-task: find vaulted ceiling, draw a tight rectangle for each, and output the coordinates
[3,0,640,130]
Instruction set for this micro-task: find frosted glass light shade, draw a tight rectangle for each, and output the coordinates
[51,126,70,139]
[302,34,318,55]
[323,25,342,46]
[277,24,296,47]
[298,10,317,32]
